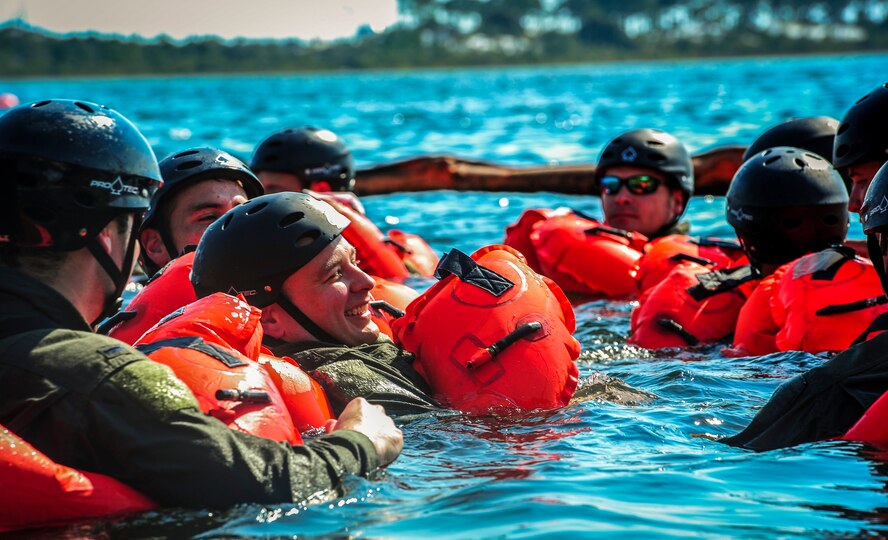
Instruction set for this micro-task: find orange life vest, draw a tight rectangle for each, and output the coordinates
[634,235,745,295]
[629,261,760,349]
[503,208,571,272]
[0,424,156,532]
[391,245,580,413]
[386,229,439,278]
[107,251,198,345]
[135,293,333,440]
[369,277,419,340]
[733,247,888,355]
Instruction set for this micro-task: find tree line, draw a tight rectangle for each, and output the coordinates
[2,0,885,77]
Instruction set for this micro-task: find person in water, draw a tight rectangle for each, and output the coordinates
[138,147,264,276]
[594,128,695,239]
[190,191,441,416]
[0,99,402,508]
[723,160,888,451]
[834,82,888,216]
[251,126,356,194]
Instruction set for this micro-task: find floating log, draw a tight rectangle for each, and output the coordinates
[354,145,746,197]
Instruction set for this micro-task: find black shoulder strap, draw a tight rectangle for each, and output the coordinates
[688,265,760,301]
[135,336,247,368]
[435,249,514,297]
[792,246,856,281]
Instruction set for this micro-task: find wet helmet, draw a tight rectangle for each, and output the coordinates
[834,82,888,170]
[743,116,839,164]
[726,146,849,268]
[595,128,694,202]
[192,191,349,307]
[859,162,888,292]
[0,99,161,250]
[250,127,356,192]
[0,99,162,325]
[145,147,263,231]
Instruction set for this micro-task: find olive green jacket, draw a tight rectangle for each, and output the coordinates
[271,338,440,417]
[0,267,378,508]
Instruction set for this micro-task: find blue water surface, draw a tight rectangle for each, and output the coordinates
[6,54,888,539]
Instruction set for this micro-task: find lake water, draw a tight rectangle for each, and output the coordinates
[5,53,888,538]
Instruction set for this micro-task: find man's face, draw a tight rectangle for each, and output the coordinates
[258,170,303,194]
[848,160,886,214]
[600,165,684,237]
[279,236,379,346]
[142,178,248,268]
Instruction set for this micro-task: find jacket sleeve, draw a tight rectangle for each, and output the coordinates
[86,358,379,508]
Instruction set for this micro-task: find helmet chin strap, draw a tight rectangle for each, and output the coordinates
[87,214,142,329]
[276,293,339,344]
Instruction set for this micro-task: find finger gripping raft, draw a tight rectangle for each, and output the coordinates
[392,245,581,413]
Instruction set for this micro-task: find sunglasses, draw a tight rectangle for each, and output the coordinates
[600,175,661,196]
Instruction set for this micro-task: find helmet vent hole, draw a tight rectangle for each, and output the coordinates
[220,214,234,230]
[764,156,780,165]
[74,102,95,113]
[794,158,806,168]
[781,218,802,230]
[177,160,202,171]
[294,230,319,247]
[762,149,773,156]
[804,153,821,161]
[279,212,305,228]
[32,100,51,108]
[855,93,871,105]
[648,152,666,163]
[174,150,200,159]
[245,202,268,215]
[647,139,664,147]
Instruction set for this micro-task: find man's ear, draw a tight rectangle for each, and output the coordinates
[95,224,115,255]
[671,189,686,216]
[139,228,169,267]
[259,303,288,340]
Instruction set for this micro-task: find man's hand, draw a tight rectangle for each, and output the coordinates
[329,398,402,467]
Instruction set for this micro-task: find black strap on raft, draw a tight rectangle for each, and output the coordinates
[669,252,716,267]
[688,265,760,302]
[384,237,412,254]
[690,237,742,250]
[816,295,888,316]
[466,321,544,370]
[585,225,633,240]
[95,309,137,335]
[215,389,271,404]
[656,318,700,346]
[370,300,405,318]
[135,336,247,368]
[792,246,855,281]
[435,248,514,297]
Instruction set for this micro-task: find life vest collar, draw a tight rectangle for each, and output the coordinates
[434,248,514,297]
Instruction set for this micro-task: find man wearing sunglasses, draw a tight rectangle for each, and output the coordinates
[594,128,694,239]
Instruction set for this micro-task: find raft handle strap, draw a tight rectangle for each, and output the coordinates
[816,295,888,316]
[656,318,700,346]
[435,248,514,296]
[466,321,544,370]
[215,389,272,404]
[370,300,405,318]
[585,225,633,240]
[384,237,412,254]
[95,309,137,335]
[669,253,716,267]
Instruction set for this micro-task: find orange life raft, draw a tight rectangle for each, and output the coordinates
[0,424,155,532]
[391,245,580,413]
[107,251,198,345]
[732,247,888,355]
[842,390,888,444]
[634,235,745,295]
[134,293,333,439]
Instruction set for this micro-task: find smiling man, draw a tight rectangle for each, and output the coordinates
[138,147,264,275]
[595,128,694,239]
[191,191,439,416]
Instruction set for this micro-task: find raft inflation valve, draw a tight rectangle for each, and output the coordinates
[466,321,544,369]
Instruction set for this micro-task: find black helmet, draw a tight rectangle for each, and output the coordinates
[726,147,849,268]
[144,147,263,232]
[860,162,888,292]
[191,191,350,307]
[251,127,356,192]
[743,116,839,164]
[595,128,694,201]
[834,82,888,170]
[0,99,161,251]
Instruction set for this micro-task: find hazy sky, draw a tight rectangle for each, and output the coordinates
[1,0,401,40]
